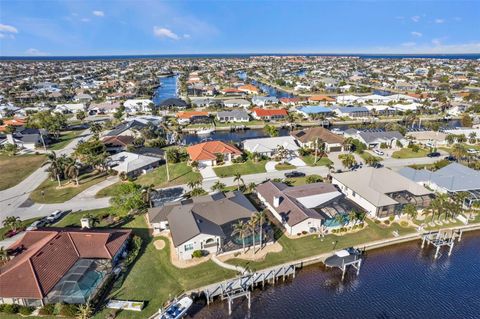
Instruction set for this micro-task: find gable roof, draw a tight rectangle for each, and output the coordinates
[104,120,147,137]
[0,228,131,299]
[291,127,345,144]
[186,141,242,161]
[251,108,287,117]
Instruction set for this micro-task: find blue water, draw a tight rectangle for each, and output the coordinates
[2,53,480,61]
[153,75,178,105]
[236,71,293,98]
[191,231,480,319]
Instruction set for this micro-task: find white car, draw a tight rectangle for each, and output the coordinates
[467,148,478,155]
[426,142,435,148]
[373,149,384,156]
[46,210,63,223]
[26,219,48,231]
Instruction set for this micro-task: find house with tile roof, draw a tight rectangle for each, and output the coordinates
[251,108,288,121]
[291,127,345,152]
[0,228,131,306]
[147,191,259,260]
[176,111,210,125]
[186,141,242,167]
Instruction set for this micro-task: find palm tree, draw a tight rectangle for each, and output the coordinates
[254,211,266,249]
[89,122,103,136]
[348,210,357,226]
[402,204,417,220]
[190,160,199,172]
[314,138,325,164]
[64,159,80,185]
[141,184,156,208]
[246,182,256,193]
[0,247,9,261]
[233,173,244,191]
[451,144,467,162]
[338,153,356,169]
[76,303,92,319]
[248,215,258,254]
[211,180,226,192]
[43,151,63,187]
[334,214,345,227]
[187,179,201,190]
[365,155,380,167]
[2,216,21,232]
[232,220,249,253]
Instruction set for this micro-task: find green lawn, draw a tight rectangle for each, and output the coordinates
[301,155,332,167]
[30,171,108,203]
[359,152,382,162]
[54,208,112,228]
[392,148,429,159]
[285,174,323,186]
[228,219,416,271]
[0,154,45,190]
[96,162,201,197]
[275,162,295,170]
[213,160,267,177]
[48,130,82,151]
[93,216,235,319]
[0,217,41,240]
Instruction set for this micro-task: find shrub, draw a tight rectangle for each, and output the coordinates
[39,304,55,315]
[125,235,143,267]
[0,304,5,312]
[384,220,390,225]
[400,221,409,227]
[3,304,19,314]
[59,303,79,317]
[18,306,34,315]
[192,250,203,258]
[374,219,381,224]
[389,215,395,222]
[306,175,323,184]
[301,230,308,235]
[296,233,302,236]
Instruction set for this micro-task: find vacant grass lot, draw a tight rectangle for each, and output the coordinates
[54,208,112,228]
[213,160,267,177]
[96,162,201,197]
[0,154,45,190]
[392,148,429,159]
[30,171,108,203]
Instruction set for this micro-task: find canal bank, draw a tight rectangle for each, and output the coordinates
[190,223,480,318]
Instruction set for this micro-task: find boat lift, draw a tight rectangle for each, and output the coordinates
[421,228,464,259]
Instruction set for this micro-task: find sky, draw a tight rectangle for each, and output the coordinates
[0,0,479,56]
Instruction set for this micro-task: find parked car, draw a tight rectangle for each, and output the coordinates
[373,149,384,156]
[46,210,63,223]
[284,171,306,178]
[445,155,456,161]
[427,152,441,157]
[26,219,48,231]
[467,148,478,155]
[425,142,435,148]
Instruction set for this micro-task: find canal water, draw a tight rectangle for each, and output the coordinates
[190,231,480,319]
[237,71,294,99]
[153,75,178,105]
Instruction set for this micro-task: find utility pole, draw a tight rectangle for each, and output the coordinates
[165,153,170,182]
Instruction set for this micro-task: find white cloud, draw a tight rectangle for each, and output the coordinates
[0,24,18,34]
[93,10,104,17]
[81,18,90,23]
[411,31,422,37]
[402,42,416,47]
[435,18,445,24]
[0,23,18,39]
[25,48,49,56]
[153,26,180,40]
[411,16,421,22]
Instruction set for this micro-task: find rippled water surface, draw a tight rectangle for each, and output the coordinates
[191,232,480,319]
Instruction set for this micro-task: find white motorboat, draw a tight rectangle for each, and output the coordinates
[196,127,215,135]
[153,296,193,319]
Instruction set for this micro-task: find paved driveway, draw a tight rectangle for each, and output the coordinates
[265,161,277,172]
[288,157,307,167]
[199,166,218,180]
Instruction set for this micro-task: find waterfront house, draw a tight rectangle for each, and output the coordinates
[216,110,250,123]
[242,136,299,157]
[332,167,433,218]
[186,141,242,167]
[256,180,360,235]
[252,96,279,107]
[176,111,210,125]
[291,127,345,152]
[296,106,333,118]
[344,129,406,149]
[279,97,302,106]
[406,130,448,147]
[238,84,260,95]
[123,99,153,113]
[251,108,288,121]
[399,163,480,207]
[158,98,189,109]
[147,191,258,260]
[0,228,131,306]
[307,95,335,103]
[108,151,161,177]
[219,88,246,96]
[104,120,148,138]
[223,99,251,108]
[333,106,370,118]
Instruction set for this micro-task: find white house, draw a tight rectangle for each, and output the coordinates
[242,136,300,157]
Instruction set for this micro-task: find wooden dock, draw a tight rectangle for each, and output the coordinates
[421,228,464,259]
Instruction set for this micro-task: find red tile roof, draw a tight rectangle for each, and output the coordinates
[176,111,209,119]
[0,228,131,299]
[187,141,242,161]
[308,95,335,102]
[252,108,288,117]
[102,135,134,147]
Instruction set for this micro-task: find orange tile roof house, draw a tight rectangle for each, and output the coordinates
[176,111,210,124]
[186,141,242,167]
[307,95,335,103]
[251,108,288,120]
[238,84,260,95]
[0,228,131,307]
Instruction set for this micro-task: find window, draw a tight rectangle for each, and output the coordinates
[184,243,194,251]
[353,191,356,197]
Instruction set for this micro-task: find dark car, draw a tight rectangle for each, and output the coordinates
[444,155,456,161]
[427,152,441,158]
[284,171,306,178]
